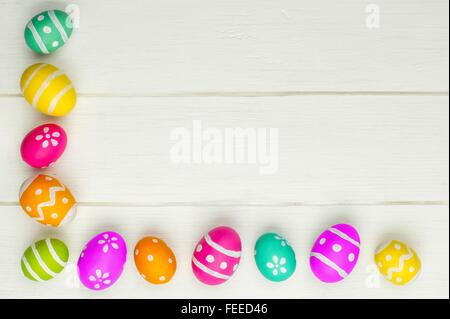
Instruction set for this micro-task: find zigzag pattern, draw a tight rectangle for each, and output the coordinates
[35,186,65,221]
[386,248,414,280]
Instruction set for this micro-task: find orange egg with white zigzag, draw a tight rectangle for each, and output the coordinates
[19,174,77,227]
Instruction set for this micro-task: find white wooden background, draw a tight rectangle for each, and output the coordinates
[0,0,448,299]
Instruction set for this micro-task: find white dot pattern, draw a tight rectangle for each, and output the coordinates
[332,244,342,252]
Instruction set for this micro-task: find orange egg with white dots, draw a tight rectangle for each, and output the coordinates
[134,236,177,285]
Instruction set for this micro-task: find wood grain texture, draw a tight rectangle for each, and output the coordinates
[0,96,448,204]
[0,0,448,94]
[0,0,448,299]
[0,205,448,299]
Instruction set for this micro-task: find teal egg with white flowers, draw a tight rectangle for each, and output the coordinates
[254,233,296,282]
[24,10,73,54]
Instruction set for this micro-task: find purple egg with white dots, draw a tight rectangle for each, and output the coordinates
[309,223,361,283]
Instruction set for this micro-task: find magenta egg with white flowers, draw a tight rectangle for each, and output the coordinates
[77,231,127,291]
[20,123,67,169]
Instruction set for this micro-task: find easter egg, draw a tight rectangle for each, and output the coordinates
[21,123,67,169]
[19,174,77,227]
[309,223,361,283]
[77,231,127,291]
[134,236,177,284]
[254,233,296,282]
[21,238,69,282]
[374,240,421,286]
[24,10,73,54]
[20,63,77,117]
[192,226,242,286]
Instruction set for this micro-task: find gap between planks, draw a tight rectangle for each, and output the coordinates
[0,200,447,208]
[0,91,448,98]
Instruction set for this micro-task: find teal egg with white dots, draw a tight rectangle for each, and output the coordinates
[254,233,296,282]
[24,10,73,54]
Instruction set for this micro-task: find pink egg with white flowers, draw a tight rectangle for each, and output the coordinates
[192,226,242,285]
[77,231,127,291]
[309,223,361,283]
[21,123,67,169]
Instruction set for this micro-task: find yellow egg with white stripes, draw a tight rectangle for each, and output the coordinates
[20,63,77,117]
[375,240,421,286]
[21,238,69,282]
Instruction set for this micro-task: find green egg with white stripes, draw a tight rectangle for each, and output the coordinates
[24,9,73,54]
[21,238,69,282]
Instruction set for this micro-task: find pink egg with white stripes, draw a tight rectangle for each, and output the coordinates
[77,231,127,291]
[192,226,242,285]
[310,223,361,283]
[21,123,67,169]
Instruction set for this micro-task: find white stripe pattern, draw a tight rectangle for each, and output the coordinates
[192,257,230,280]
[310,252,349,279]
[386,248,414,280]
[21,64,48,93]
[27,22,49,54]
[45,239,66,267]
[35,186,65,221]
[328,227,360,248]
[31,70,64,108]
[204,234,241,258]
[48,84,73,114]
[31,244,57,277]
[48,10,69,43]
[22,257,44,282]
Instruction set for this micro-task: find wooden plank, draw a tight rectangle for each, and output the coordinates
[0,0,448,94]
[0,95,448,204]
[0,205,447,299]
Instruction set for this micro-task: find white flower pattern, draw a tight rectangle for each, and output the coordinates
[266,256,287,276]
[88,269,111,289]
[98,233,119,253]
[35,126,61,149]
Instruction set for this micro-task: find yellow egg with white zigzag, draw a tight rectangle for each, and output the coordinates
[374,240,421,286]
[20,63,76,117]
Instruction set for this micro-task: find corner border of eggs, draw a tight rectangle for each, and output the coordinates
[17,8,423,293]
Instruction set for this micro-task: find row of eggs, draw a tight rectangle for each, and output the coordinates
[19,176,421,289]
